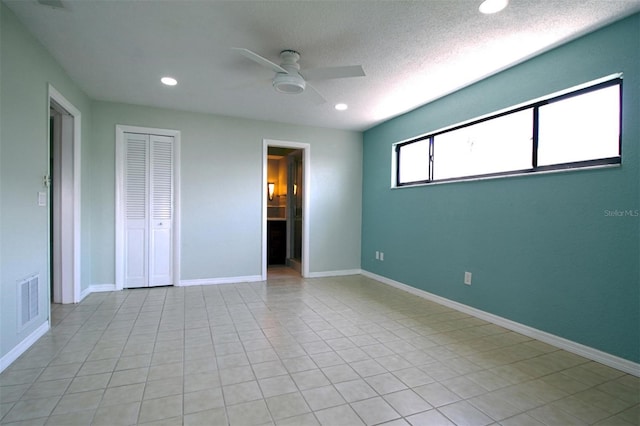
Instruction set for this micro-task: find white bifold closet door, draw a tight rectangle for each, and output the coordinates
[124,132,174,288]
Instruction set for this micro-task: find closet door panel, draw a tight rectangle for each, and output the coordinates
[124,133,149,288]
[149,135,174,286]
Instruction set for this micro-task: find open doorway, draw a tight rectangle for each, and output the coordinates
[262,140,310,280]
[48,86,81,307]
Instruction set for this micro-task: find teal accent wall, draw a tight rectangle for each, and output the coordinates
[0,2,92,360]
[362,14,639,363]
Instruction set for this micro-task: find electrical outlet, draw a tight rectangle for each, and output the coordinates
[380,252,384,261]
[464,271,472,285]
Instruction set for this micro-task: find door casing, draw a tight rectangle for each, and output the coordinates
[262,139,310,279]
[48,85,81,306]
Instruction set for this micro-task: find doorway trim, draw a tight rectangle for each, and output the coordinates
[48,85,81,305]
[115,125,181,291]
[262,139,310,279]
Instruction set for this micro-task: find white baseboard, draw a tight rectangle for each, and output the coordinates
[307,269,363,278]
[79,286,91,302]
[179,275,263,287]
[90,284,117,292]
[361,270,640,377]
[0,321,49,373]
[79,284,117,302]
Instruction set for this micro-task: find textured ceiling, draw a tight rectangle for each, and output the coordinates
[5,0,640,131]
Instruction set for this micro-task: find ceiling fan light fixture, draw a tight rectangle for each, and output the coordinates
[273,73,306,94]
[479,0,508,14]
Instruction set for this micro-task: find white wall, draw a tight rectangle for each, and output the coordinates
[1,3,93,365]
[90,101,363,285]
[1,0,361,368]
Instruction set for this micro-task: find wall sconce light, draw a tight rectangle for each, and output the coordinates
[268,182,275,201]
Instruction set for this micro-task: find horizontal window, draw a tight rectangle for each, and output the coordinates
[394,76,622,186]
[433,109,532,180]
[398,138,429,185]
[537,84,620,166]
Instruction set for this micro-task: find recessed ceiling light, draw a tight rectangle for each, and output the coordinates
[161,77,178,86]
[335,103,348,111]
[479,0,508,14]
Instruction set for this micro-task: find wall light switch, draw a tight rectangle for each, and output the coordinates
[380,252,384,261]
[38,191,47,207]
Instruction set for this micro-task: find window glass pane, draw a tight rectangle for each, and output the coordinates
[433,109,532,180]
[538,85,620,166]
[398,139,429,184]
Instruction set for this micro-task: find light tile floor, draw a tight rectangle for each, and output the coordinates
[0,274,638,425]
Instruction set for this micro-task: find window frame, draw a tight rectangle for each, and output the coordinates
[393,76,622,187]
[395,135,432,186]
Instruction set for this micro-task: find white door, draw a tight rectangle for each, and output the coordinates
[124,132,174,288]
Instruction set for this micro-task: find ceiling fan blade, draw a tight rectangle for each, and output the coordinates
[305,83,327,105]
[302,65,365,81]
[232,48,289,74]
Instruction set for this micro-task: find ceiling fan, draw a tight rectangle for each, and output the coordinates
[232,48,365,102]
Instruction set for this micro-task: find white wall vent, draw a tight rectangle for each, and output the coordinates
[18,274,39,329]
